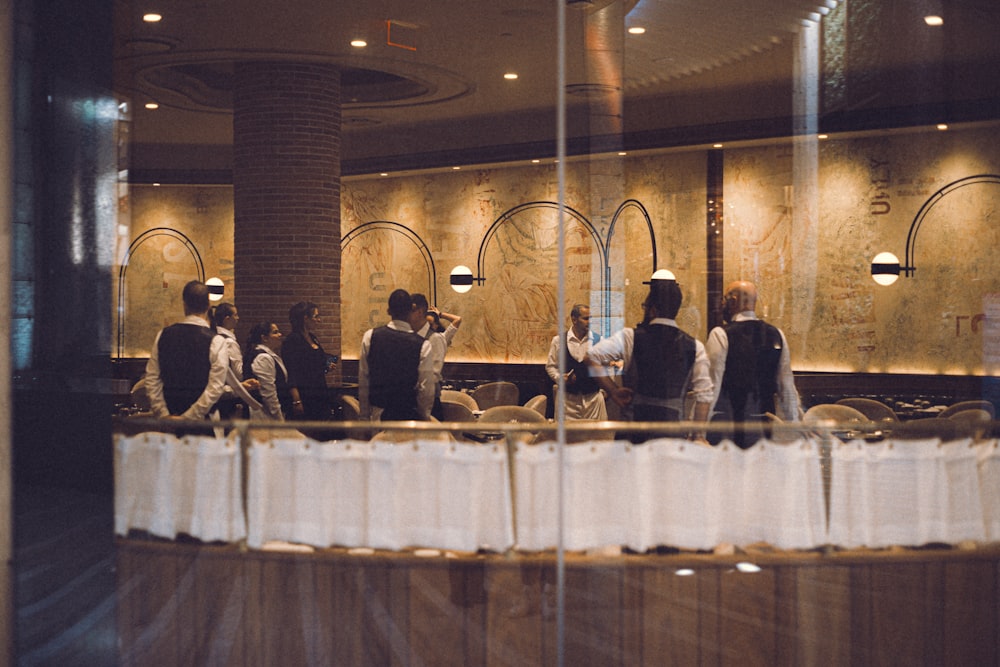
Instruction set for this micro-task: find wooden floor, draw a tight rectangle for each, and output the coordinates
[116,540,1000,666]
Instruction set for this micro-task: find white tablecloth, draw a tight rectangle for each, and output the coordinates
[976,440,1000,541]
[246,437,513,551]
[828,438,986,548]
[114,432,246,542]
[514,437,826,552]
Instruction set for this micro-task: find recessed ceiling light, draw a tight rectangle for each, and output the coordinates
[531,159,540,163]
[628,26,646,35]
[142,13,162,23]
[152,182,161,187]
[379,172,388,177]
[503,72,518,80]
[936,123,948,130]
[924,15,943,26]
[452,166,461,170]
[144,102,159,110]
[618,151,627,156]
[350,39,367,48]
[818,133,829,139]
[713,143,723,148]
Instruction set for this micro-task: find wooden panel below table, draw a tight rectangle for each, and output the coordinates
[116,542,1000,667]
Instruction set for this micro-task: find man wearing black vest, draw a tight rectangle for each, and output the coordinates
[145,280,230,420]
[586,280,713,439]
[546,304,606,420]
[706,280,800,448]
[358,288,435,421]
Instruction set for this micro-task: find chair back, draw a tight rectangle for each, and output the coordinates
[523,394,547,417]
[339,394,361,420]
[938,400,996,420]
[835,397,898,423]
[477,405,546,443]
[803,404,870,426]
[891,417,964,441]
[440,389,479,411]
[440,400,476,422]
[472,381,520,409]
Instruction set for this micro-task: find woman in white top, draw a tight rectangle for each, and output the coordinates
[243,322,291,420]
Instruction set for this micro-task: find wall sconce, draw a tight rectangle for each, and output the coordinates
[450,265,474,293]
[206,276,225,301]
[870,174,1000,286]
[644,268,676,284]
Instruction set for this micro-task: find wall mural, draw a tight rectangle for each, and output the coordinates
[117,125,1000,374]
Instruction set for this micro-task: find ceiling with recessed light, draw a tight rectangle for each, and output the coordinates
[115,0,1000,177]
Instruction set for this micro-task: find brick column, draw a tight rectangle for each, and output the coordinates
[233,62,342,376]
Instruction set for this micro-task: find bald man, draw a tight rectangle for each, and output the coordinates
[705,281,800,447]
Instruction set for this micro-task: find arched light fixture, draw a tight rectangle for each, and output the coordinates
[206,276,225,301]
[870,174,1000,286]
[450,265,474,293]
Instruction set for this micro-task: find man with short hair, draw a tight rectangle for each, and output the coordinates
[145,280,230,420]
[546,304,606,420]
[706,280,799,447]
[359,288,435,421]
[586,280,713,438]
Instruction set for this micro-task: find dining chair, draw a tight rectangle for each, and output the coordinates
[471,381,520,410]
[477,405,546,444]
[938,400,996,420]
[944,408,993,439]
[803,404,870,426]
[440,389,480,412]
[890,417,964,441]
[523,394,547,417]
[835,397,899,423]
[440,400,476,423]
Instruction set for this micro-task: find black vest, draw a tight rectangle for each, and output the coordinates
[563,331,601,395]
[245,348,292,417]
[157,323,214,416]
[716,319,783,421]
[369,326,424,420]
[630,323,696,421]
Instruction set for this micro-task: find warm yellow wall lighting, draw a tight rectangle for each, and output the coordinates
[350,39,367,48]
[628,26,646,35]
[924,15,943,26]
[142,13,162,23]
[144,102,159,110]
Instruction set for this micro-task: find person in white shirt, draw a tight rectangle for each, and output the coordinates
[243,321,290,421]
[586,280,713,441]
[145,280,229,420]
[358,289,435,421]
[705,280,800,447]
[212,302,244,379]
[410,293,462,420]
[546,304,607,420]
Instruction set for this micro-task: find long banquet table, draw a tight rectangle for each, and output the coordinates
[114,429,1000,553]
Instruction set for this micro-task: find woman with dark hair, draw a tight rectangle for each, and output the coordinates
[282,301,334,426]
[243,321,290,421]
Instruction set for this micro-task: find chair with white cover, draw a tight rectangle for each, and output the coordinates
[472,381,520,410]
[835,397,899,424]
[441,389,480,412]
[523,394,547,417]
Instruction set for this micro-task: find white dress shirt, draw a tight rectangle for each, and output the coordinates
[546,328,607,420]
[250,344,288,421]
[705,311,800,420]
[358,319,435,420]
[145,314,230,419]
[586,318,714,407]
